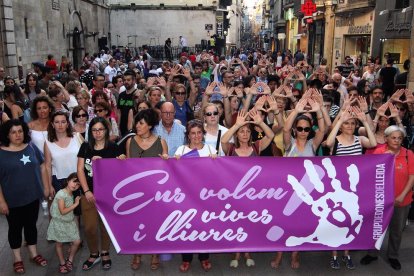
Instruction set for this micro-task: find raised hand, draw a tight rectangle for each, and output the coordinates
[308,98,320,112]
[267,95,279,112]
[205,82,217,96]
[156,77,166,88]
[146,77,156,88]
[376,102,388,117]
[389,103,399,118]
[248,108,263,125]
[254,94,267,110]
[235,110,250,127]
[356,96,368,113]
[261,82,271,95]
[340,107,354,122]
[217,82,228,97]
[295,98,307,113]
[390,89,405,104]
[404,89,414,104]
[352,106,366,123]
[235,86,244,98]
[182,67,192,79]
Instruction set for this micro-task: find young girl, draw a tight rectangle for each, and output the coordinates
[47,173,82,274]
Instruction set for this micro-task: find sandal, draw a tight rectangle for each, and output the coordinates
[179,261,191,272]
[150,255,160,270]
[246,258,255,267]
[59,264,69,274]
[82,253,101,271]
[229,259,239,268]
[13,261,25,274]
[65,259,73,272]
[201,259,212,272]
[31,255,47,267]
[130,254,141,270]
[101,252,112,270]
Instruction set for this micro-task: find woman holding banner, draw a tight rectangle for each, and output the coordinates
[174,119,217,272]
[126,108,168,270]
[77,117,125,271]
[271,92,326,269]
[326,105,376,270]
[361,125,414,270]
[221,108,274,268]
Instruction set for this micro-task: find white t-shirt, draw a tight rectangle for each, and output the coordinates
[104,65,117,82]
[204,125,230,157]
[175,144,217,157]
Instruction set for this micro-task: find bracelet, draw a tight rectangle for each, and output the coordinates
[274,111,280,115]
[84,190,91,194]
[364,111,370,114]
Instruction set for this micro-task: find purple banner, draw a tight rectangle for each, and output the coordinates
[93,155,395,254]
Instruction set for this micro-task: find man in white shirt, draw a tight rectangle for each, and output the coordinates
[104,58,117,82]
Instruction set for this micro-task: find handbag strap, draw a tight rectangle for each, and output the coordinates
[215,130,222,152]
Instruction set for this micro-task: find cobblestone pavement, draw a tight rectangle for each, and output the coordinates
[1,211,413,275]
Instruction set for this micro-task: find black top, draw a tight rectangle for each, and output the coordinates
[77,141,121,192]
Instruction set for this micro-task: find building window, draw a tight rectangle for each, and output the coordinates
[24,18,28,39]
[395,0,410,9]
[46,21,49,39]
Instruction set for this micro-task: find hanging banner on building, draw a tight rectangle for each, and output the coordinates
[93,155,394,254]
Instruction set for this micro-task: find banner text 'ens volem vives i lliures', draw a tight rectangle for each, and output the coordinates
[93,154,394,254]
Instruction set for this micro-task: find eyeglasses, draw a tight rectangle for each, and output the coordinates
[91,128,106,133]
[205,111,219,116]
[296,127,311,132]
[76,113,87,118]
[175,92,186,95]
[161,111,175,116]
[94,109,104,113]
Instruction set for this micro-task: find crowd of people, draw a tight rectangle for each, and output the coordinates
[0,47,413,274]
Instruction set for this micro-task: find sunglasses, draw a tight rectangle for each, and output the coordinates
[296,127,311,132]
[205,111,219,116]
[175,92,186,95]
[76,113,87,118]
[94,109,104,113]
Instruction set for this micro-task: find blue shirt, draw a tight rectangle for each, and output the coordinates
[0,143,44,208]
[154,121,185,156]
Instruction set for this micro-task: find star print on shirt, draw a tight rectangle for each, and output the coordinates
[20,154,31,165]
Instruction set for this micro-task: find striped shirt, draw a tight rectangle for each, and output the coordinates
[334,136,363,156]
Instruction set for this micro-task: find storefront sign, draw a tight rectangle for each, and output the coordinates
[93,155,394,254]
[348,24,372,34]
[385,21,411,33]
[336,17,354,27]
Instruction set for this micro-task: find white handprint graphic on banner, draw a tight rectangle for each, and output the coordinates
[286,158,363,247]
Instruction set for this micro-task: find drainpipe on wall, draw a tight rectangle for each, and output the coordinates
[408,9,414,90]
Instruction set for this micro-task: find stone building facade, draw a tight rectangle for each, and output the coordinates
[0,0,109,79]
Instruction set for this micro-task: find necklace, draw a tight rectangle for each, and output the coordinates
[140,134,152,140]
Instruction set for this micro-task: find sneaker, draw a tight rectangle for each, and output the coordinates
[330,257,340,269]
[360,254,378,265]
[342,255,355,270]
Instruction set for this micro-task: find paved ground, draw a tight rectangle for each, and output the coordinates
[1,211,414,275]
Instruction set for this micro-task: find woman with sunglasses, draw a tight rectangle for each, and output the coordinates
[77,117,125,271]
[72,106,89,140]
[23,73,46,103]
[271,95,326,269]
[203,103,229,156]
[221,109,274,268]
[126,108,168,271]
[93,101,119,142]
[325,106,376,269]
[175,119,217,273]
[76,90,94,124]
